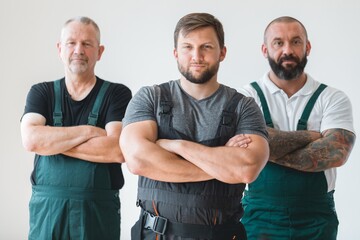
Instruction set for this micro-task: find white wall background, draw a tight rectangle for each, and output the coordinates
[1,0,359,239]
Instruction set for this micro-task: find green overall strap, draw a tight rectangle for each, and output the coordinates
[297,83,327,130]
[87,81,110,126]
[250,82,274,128]
[53,79,63,126]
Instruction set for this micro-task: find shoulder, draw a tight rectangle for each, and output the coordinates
[133,80,179,99]
[238,73,269,96]
[96,77,132,100]
[307,76,351,105]
[28,78,64,97]
[220,84,257,105]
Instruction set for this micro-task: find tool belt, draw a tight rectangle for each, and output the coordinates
[131,210,247,240]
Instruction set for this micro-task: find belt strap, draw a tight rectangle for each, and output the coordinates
[142,210,247,239]
[143,210,212,238]
[143,211,168,235]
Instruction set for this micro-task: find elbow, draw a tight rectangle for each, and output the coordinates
[125,158,145,176]
[112,150,125,163]
[241,156,269,184]
[242,171,261,184]
[22,138,38,153]
[122,149,146,176]
[236,158,268,184]
[336,148,354,167]
[222,166,262,184]
[333,157,348,168]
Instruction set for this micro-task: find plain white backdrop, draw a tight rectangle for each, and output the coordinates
[1,0,359,239]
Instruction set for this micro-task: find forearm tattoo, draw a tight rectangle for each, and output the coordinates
[271,129,356,172]
[268,127,320,160]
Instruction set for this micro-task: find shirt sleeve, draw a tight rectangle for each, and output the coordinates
[236,95,268,140]
[104,83,132,124]
[22,82,53,124]
[319,87,355,134]
[122,85,157,127]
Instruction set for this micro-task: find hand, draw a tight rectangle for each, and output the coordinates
[225,134,252,148]
[156,139,175,152]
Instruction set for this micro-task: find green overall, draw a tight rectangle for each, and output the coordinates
[242,83,339,240]
[29,80,120,240]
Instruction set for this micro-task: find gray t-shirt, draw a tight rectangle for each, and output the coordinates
[123,80,267,141]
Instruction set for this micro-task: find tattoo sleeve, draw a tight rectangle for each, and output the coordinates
[267,127,321,160]
[270,128,356,172]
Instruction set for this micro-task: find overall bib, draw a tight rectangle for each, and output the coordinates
[29,80,120,240]
[242,83,338,240]
[131,83,247,240]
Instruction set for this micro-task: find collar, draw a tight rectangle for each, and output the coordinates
[263,72,316,97]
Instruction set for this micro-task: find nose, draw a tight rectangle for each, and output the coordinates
[191,47,203,62]
[74,43,85,55]
[282,43,294,56]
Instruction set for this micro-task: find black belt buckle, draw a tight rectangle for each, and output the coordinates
[144,212,168,235]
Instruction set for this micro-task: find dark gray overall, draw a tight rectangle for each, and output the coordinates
[131,83,247,240]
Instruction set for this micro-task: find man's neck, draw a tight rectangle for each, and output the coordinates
[179,77,220,100]
[64,73,97,101]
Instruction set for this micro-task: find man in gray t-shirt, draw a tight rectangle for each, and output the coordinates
[120,13,269,240]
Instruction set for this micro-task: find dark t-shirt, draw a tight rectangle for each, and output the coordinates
[23,76,132,189]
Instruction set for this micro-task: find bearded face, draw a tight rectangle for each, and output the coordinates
[267,53,308,81]
[177,60,220,84]
[68,54,89,74]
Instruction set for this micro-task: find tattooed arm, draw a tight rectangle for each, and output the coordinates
[269,128,356,172]
[267,127,322,160]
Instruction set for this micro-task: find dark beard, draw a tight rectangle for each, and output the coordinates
[178,62,219,84]
[268,54,307,80]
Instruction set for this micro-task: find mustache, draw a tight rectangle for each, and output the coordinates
[190,62,207,66]
[279,55,300,64]
[71,54,88,61]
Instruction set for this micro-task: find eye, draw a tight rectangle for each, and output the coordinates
[65,41,75,47]
[273,40,283,47]
[83,42,93,48]
[203,45,213,50]
[293,39,303,45]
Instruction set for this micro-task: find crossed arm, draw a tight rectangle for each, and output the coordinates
[120,120,269,184]
[267,127,356,172]
[21,112,124,163]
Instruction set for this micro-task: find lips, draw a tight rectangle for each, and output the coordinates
[71,58,86,61]
[279,56,299,64]
[190,62,207,68]
[71,58,87,64]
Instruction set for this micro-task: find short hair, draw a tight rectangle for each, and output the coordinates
[173,13,225,49]
[264,16,308,43]
[61,16,101,43]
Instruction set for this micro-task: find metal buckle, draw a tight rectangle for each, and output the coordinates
[144,212,168,235]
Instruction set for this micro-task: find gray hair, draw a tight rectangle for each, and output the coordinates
[61,16,101,43]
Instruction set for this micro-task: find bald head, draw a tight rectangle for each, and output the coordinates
[264,16,308,44]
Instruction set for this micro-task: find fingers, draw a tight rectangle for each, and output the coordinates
[225,134,252,147]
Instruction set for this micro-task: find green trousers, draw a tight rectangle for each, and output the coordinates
[29,185,120,240]
[242,190,338,240]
